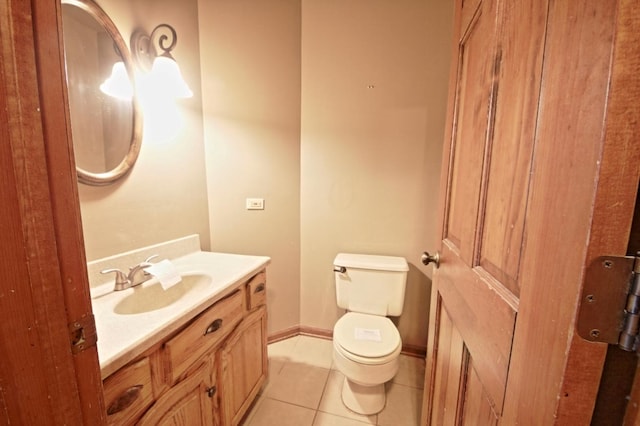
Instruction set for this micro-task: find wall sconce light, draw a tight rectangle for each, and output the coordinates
[131,24,193,99]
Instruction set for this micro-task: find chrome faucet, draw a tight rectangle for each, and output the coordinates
[101,255,159,291]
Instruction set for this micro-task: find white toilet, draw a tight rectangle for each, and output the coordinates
[332,253,409,415]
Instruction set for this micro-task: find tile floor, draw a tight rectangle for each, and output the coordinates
[241,335,425,426]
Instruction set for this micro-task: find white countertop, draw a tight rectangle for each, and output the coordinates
[91,251,270,379]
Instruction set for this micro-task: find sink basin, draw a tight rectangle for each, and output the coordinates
[113,274,212,315]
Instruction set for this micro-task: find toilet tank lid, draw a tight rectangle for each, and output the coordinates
[334,253,409,272]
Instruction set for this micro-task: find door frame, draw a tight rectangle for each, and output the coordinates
[550,0,640,421]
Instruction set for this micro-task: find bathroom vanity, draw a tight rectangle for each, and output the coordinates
[88,237,270,425]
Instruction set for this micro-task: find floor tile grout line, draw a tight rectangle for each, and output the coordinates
[310,409,319,426]
[258,395,320,414]
[389,380,425,391]
[316,408,378,426]
[316,363,333,410]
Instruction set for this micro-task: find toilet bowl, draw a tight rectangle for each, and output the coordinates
[332,312,402,414]
[332,253,408,415]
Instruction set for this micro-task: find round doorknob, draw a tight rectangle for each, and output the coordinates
[421,251,440,268]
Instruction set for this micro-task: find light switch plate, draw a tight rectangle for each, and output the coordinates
[246,198,264,210]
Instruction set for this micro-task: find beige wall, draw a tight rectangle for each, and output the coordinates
[197,0,302,335]
[300,0,453,347]
[74,0,452,348]
[76,0,211,261]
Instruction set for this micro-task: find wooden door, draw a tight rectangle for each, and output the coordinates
[1,0,105,424]
[422,0,640,424]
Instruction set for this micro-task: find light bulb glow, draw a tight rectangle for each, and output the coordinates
[149,55,193,99]
[99,62,133,100]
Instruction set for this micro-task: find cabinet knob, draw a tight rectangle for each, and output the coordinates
[206,385,217,398]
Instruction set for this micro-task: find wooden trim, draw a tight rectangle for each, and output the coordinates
[502,1,634,423]
[422,0,463,422]
[401,343,427,359]
[0,0,97,423]
[31,0,106,423]
[559,0,640,423]
[268,325,426,358]
[625,361,640,425]
[267,325,301,344]
[299,325,333,340]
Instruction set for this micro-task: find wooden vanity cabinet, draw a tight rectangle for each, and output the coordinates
[138,357,219,426]
[100,269,268,426]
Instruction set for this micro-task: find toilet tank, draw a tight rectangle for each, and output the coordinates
[334,253,409,316]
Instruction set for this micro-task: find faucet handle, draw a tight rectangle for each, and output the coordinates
[141,254,159,266]
[100,268,129,287]
[127,255,159,286]
[129,254,159,274]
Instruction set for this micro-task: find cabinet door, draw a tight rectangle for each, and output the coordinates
[219,306,268,426]
[138,360,219,426]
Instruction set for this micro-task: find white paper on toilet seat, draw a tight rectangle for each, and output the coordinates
[354,327,382,342]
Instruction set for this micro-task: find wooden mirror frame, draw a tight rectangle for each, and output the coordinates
[62,0,143,186]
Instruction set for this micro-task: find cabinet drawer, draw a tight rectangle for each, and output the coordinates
[246,272,266,310]
[163,289,244,383]
[103,357,154,426]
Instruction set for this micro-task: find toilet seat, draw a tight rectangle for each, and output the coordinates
[334,312,401,364]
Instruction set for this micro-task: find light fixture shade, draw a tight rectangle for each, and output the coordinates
[150,54,193,99]
[100,61,133,100]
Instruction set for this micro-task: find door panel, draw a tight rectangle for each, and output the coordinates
[429,302,465,425]
[444,0,497,266]
[435,0,517,417]
[425,0,546,422]
[477,0,545,297]
[460,0,481,32]
[429,272,511,425]
[437,243,516,413]
[462,359,498,426]
[424,0,639,423]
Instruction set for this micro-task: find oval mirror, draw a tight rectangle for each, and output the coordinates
[61,0,142,185]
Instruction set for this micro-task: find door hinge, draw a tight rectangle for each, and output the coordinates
[68,314,97,354]
[577,254,640,351]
